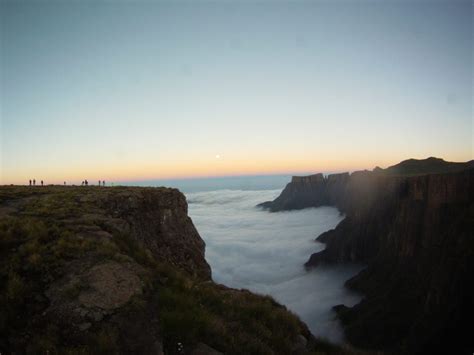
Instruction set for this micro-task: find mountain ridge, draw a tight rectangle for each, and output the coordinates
[258,157,474,212]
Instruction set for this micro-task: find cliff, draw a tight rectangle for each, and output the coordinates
[258,172,350,212]
[258,157,473,213]
[259,158,474,354]
[0,186,353,355]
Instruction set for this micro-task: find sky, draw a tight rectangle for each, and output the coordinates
[1,0,472,184]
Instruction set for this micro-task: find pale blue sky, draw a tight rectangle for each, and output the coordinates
[1,0,472,184]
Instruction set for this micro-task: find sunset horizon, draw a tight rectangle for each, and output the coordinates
[3,154,472,186]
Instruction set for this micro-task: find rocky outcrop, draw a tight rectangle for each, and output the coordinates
[258,172,350,212]
[260,158,474,354]
[95,188,212,279]
[0,187,211,354]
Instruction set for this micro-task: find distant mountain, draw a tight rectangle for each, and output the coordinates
[379,157,474,176]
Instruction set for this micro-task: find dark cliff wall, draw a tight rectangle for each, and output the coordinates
[259,158,474,214]
[309,170,474,353]
[260,160,474,354]
[95,188,211,279]
[258,172,351,212]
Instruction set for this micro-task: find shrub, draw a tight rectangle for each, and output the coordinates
[113,232,154,266]
[6,272,27,304]
[92,326,120,355]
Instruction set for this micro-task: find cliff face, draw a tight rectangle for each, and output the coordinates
[311,170,474,353]
[94,188,211,279]
[260,158,474,354]
[258,172,350,212]
[0,186,325,355]
[259,158,474,214]
[308,170,472,265]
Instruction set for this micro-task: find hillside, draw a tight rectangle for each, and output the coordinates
[378,157,474,176]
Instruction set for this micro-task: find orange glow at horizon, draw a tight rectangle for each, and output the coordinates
[2,152,471,185]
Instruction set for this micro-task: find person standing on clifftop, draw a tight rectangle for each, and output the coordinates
[29,179,32,186]
[103,180,106,187]
[85,180,88,186]
[41,180,44,186]
[33,179,36,186]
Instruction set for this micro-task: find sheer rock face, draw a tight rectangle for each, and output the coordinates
[259,159,474,354]
[95,188,211,280]
[258,172,350,211]
[306,170,473,266]
[325,170,474,354]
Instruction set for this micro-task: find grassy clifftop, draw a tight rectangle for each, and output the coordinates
[0,186,363,355]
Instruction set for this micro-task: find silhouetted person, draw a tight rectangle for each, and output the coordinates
[33,179,36,186]
[103,180,106,187]
[41,180,43,186]
[98,180,101,186]
[85,180,88,186]
[64,181,66,185]
[29,179,32,186]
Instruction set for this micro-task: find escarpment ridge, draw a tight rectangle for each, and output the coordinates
[259,157,474,354]
[258,157,473,213]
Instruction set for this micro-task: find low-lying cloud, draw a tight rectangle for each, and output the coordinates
[187,189,362,344]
